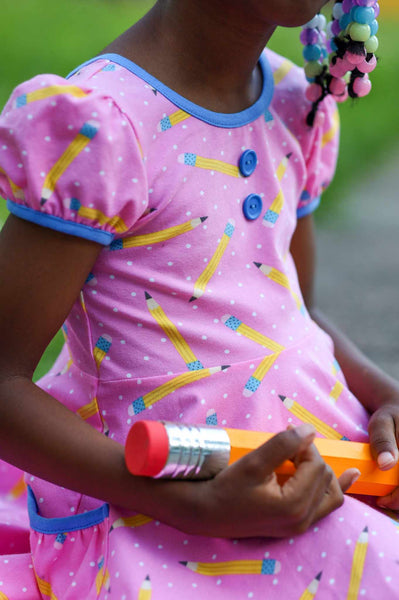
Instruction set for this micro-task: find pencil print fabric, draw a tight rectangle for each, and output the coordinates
[0,49,398,598]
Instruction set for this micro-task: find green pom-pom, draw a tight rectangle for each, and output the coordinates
[305,61,324,78]
[365,35,379,54]
[349,22,371,43]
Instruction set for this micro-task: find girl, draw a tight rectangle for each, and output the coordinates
[0,0,397,598]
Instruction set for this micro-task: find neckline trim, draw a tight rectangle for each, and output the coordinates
[67,52,274,129]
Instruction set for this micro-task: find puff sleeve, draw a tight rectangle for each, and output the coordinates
[0,74,148,245]
[296,94,340,218]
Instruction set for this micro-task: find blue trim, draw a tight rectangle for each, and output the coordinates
[67,53,274,129]
[297,196,321,219]
[7,200,114,245]
[27,486,109,534]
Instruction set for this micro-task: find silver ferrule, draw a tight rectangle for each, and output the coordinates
[155,422,231,480]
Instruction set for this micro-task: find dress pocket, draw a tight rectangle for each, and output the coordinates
[28,486,111,600]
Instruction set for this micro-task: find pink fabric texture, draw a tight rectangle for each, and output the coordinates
[0,49,398,599]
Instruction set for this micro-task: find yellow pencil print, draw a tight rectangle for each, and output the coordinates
[128,365,230,415]
[41,120,100,205]
[178,153,241,177]
[279,395,348,440]
[158,109,190,131]
[93,334,112,370]
[322,109,340,148]
[5,475,26,502]
[346,527,369,600]
[35,574,59,600]
[273,59,295,86]
[110,514,153,532]
[179,558,281,576]
[300,572,322,600]
[263,153,292,227]
[66,198,127,233]
[254,261,305,314]
[0,591,10,600]
[110,216,207,250]
[96,556,111,594]
[138,575,152,600]
[14,85,87,109]
[76,397,109,435]
[243,353,281,397]
[190,218,235,302]
[331,359,341,376]
[145,292,204,370]
[222,314,284,353]
[77,397,100,420]
[57,323,73,375]
[329,380,344,403]
[0,166,25,200]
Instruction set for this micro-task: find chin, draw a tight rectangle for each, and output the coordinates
[280,0,330,27]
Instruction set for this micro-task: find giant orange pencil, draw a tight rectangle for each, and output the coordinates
[125,421,399,496]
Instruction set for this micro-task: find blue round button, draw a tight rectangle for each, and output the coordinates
[243,194,262,220]
[239,149,257,177]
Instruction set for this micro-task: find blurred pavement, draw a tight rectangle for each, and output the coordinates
[316,147,399,380]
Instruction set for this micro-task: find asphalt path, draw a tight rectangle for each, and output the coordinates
[315,147,399,381]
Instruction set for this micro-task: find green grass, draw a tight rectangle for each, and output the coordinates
[1,1,398,377]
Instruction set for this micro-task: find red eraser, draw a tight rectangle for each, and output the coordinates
[125,420,169,477]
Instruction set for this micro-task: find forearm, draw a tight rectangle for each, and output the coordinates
[0,375,184,520]
[310,307,399,413]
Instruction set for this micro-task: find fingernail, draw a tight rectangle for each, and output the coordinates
[350,469,361,485]
[377,452,396,470]
[295,423,316,439]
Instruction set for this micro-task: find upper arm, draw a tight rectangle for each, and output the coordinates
[290,213,317,311]
[0,215,102,378]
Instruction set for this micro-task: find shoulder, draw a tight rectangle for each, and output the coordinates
[264,48,339,150]
[0,64,148,243]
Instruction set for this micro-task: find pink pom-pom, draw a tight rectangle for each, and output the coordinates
[357,54,377,73]
[329,77,347,96]
[345,48,366,65]
[353,76,372,97]
[329,57,349,78]
[306,83,323,103]
[335,89,349,103]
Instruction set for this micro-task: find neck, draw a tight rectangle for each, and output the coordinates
[104,1,277,113]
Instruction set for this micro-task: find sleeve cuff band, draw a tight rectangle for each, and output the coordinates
[296,196,321,219]
[6,199,114,246]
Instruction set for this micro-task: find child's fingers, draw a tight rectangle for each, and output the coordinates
[337,468,361,493]
[235,424,316,482]
[283,441,333,506]
[305,468,360,526]
[376,488,399,510]
[368,410,399,470]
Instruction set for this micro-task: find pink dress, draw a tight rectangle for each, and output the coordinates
[0,49,398,599]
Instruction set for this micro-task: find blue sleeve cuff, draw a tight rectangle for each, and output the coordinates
[296,196,321,219]
[7,199,114,245]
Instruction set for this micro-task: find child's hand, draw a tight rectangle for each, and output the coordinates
[156,424,359,539]
[368,399,399,510]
